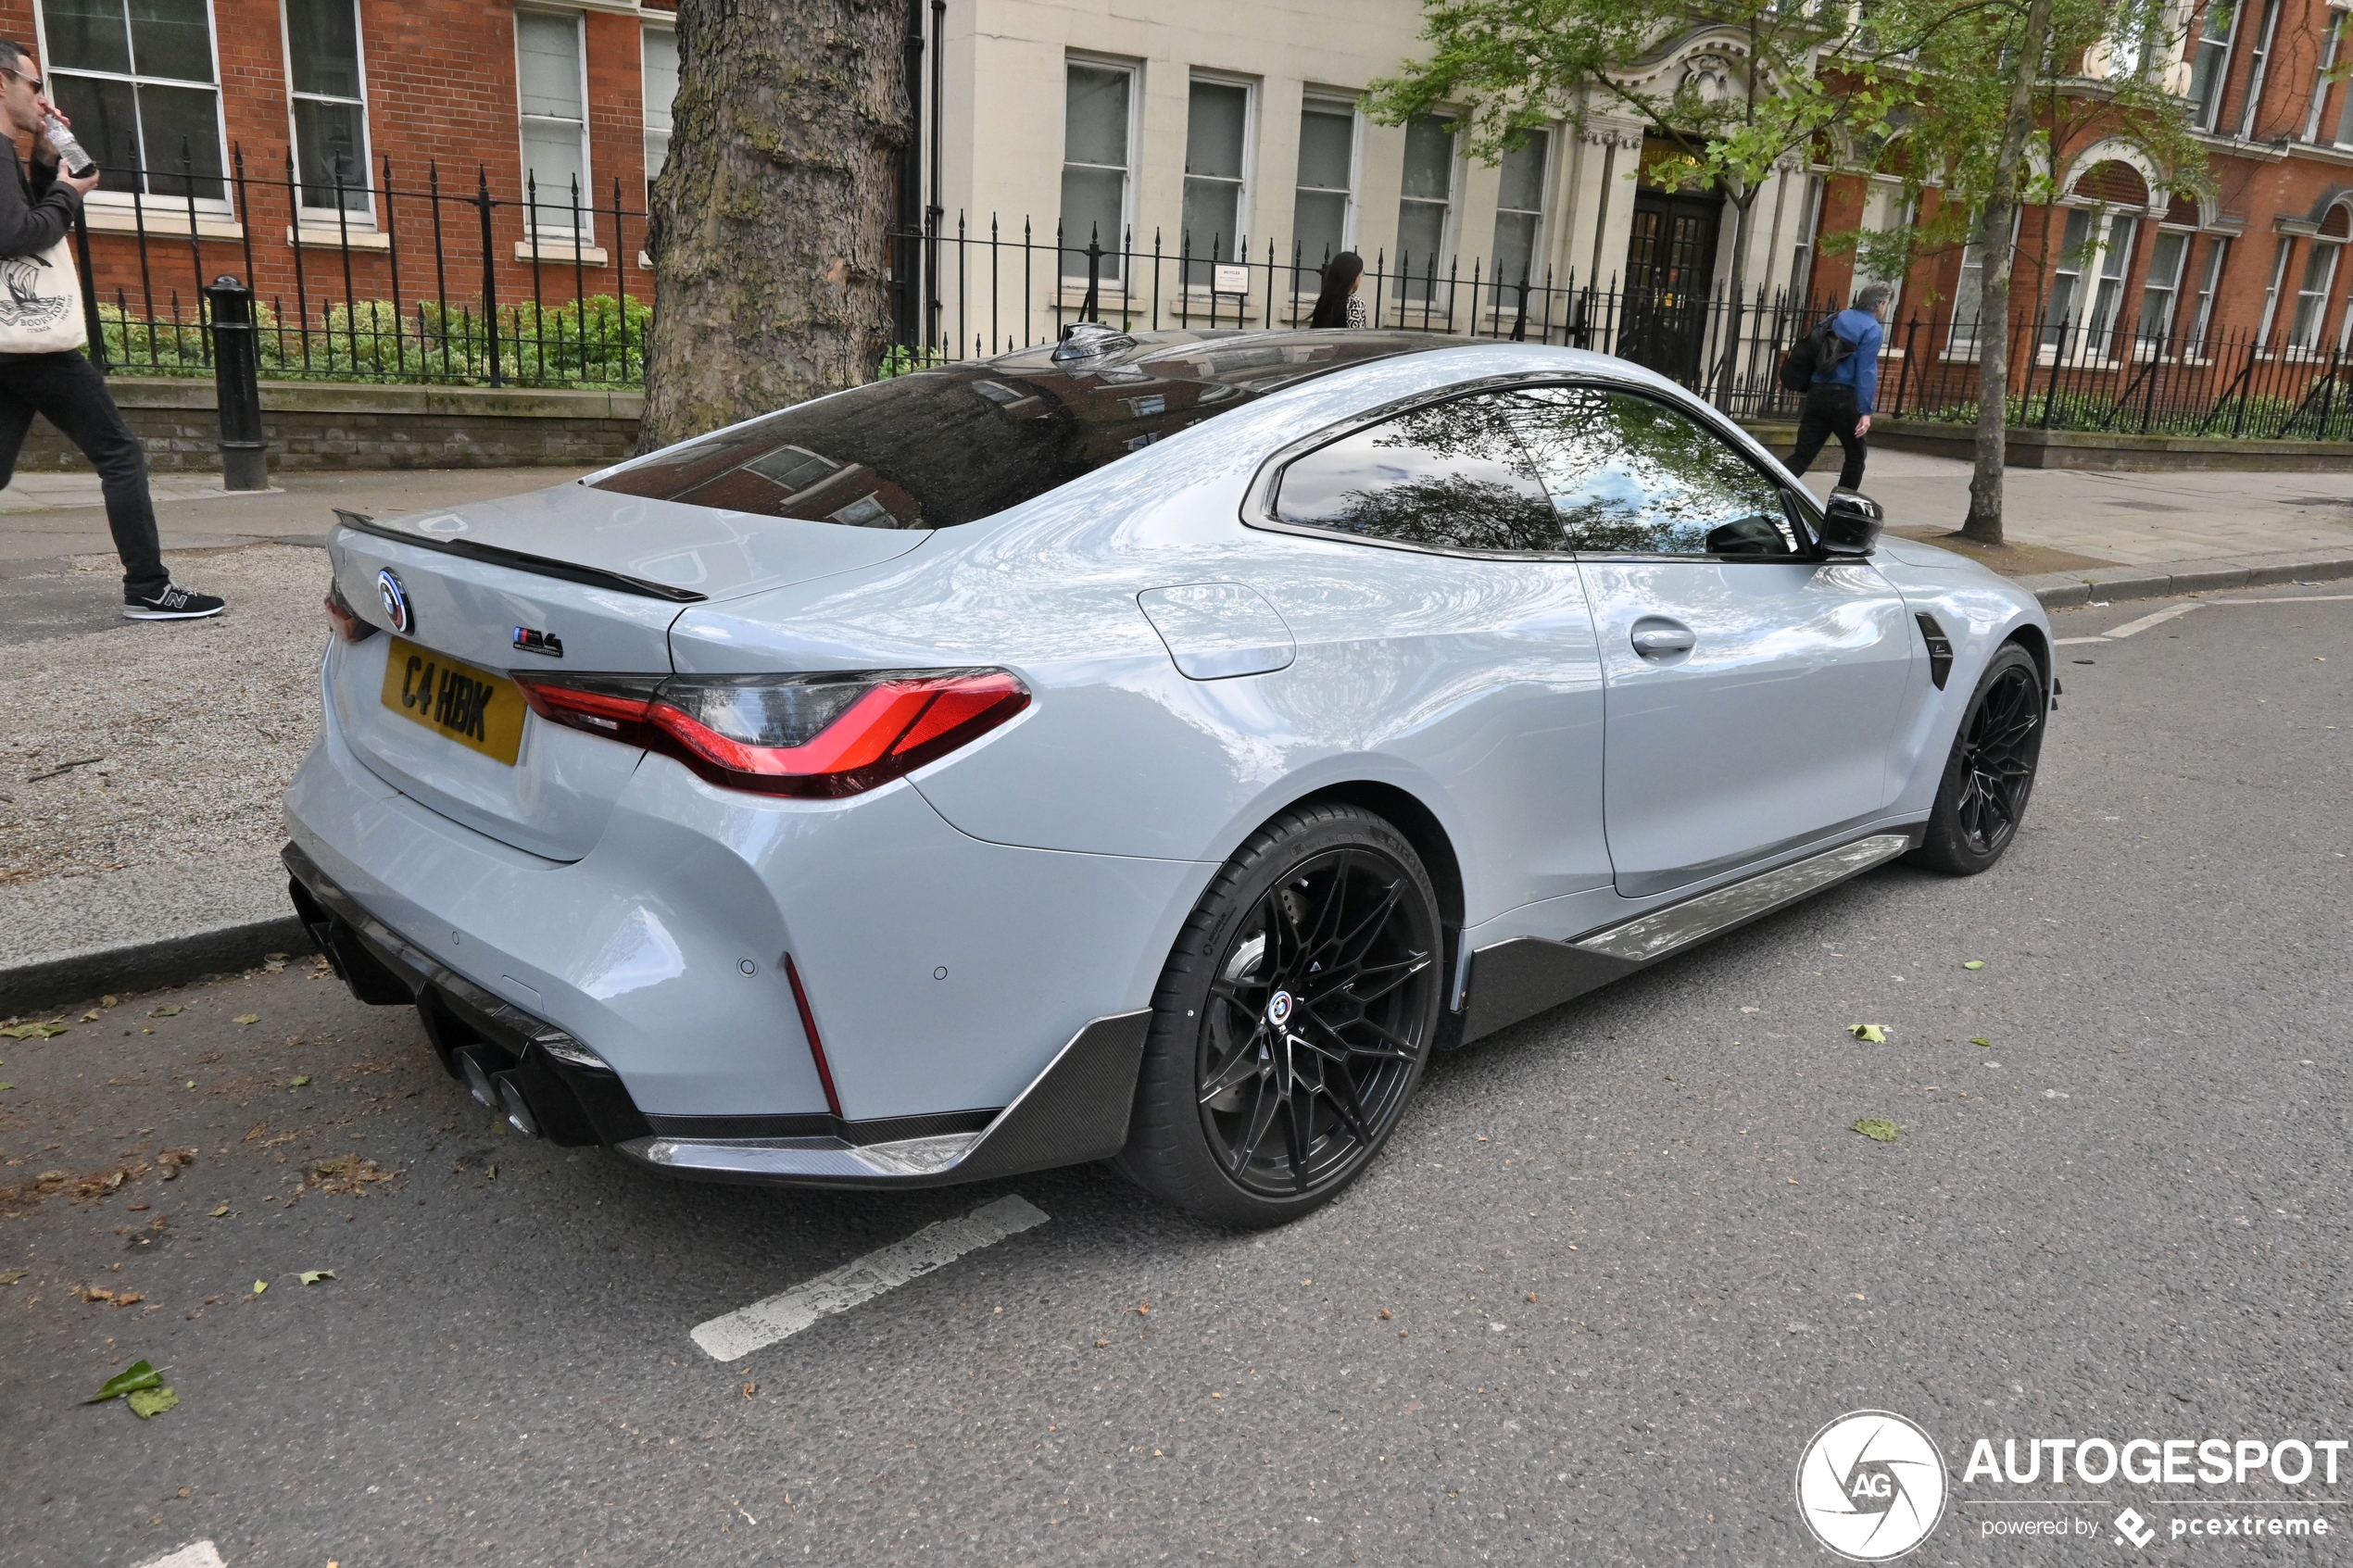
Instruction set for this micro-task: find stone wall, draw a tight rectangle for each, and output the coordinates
[16,379,644,474]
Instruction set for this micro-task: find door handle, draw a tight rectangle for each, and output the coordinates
[1629,619,1696,659]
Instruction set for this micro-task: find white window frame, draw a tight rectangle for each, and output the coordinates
[641,15,676,204]
[279,0,372,226]
[2256,234,2293,343]
[1789,172,1824,306]
[34,0,235,217]
[1852,178,1913,318]
[2187,235,2228,357]
[2133,226,2193,358]
[2235,0,2284,141]
[2304,13,2342,143]
[1180,70,1256,288]
[2187,0,2238,132]
[1392,110,1460,304]
[2082,213,2138,360]
[1486,125,1554,310]
[515,7,593,243]
[2289,236,2342,350]
[1290,91,1360,280]
[1059,54,1140,284]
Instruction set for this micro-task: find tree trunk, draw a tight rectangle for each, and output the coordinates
[639,0,911,451]
[1961,0,2054,546]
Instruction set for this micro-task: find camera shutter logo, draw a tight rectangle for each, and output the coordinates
[377,570,413,635]
[1795,1411,1947,1560]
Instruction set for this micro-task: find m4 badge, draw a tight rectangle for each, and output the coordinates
[511,627,564,659]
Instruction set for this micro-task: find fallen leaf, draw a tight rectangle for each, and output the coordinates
[1847,1023,1888,1043]
[80,1010,100,1022]
[0,1084,13,1093]
[1961,960,1986,971]
[1525,1292,1540,1303]
[112,1292,145,1308]
[209,1204,231,1217]
[150,1005,183,1018]
[0,1020,68,1039]
[252,1278,269,1294]
[82,1286,117,1302]
[1851,1118,1903,1143]
[233,1014,260,1026]
[126,1386,178,1419]
[1970,1037,1993,1047]
[298,1270,334,1286]
[100,995,118,1008]
[1378,1308,1392,1321]
[86,1360,163,1402]
[289,1075,310,1088]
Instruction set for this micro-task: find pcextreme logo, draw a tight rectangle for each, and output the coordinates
[1796,1411,1950,1561]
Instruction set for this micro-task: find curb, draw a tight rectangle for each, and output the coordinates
[0,915,312,1016]
[2020,553,2353,608]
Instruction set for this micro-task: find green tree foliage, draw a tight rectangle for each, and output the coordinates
[1365,0,1913,392]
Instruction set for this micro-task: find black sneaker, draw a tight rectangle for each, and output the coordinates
[123,583,226,621]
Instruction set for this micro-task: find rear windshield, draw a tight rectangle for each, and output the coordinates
[590,332,1443,530]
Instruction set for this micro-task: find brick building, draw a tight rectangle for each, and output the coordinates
[7,0,2350,422]
[1793,0,2353,400]
[1,0,677,345]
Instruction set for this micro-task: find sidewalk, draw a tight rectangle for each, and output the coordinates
[0,467,592,1008]
[3,455,2349,1010]
[1793,449,2353,596]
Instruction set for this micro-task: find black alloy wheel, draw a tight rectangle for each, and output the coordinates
[1119,805,1444,1226]
[1912,643,2046,875]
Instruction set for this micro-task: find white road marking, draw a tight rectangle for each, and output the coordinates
[2099,602,2204,639]
[2053,635,2106,646]
[690,1194,1049,1361]
[2209,593,2353,605]
[136,1545,226,1568]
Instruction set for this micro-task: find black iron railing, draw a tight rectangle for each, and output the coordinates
[73,180,2353,440]
[71,143,650,389]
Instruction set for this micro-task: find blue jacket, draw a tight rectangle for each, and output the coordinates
[1812,307,1884,413]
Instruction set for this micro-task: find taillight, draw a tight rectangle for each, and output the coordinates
[324,581,377,643]
[513,668,1029,797]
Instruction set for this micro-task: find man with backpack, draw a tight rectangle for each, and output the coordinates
[1784,282,1891,494]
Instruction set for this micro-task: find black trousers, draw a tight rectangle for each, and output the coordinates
[0,350,167,596]
[1788,383,1869,493]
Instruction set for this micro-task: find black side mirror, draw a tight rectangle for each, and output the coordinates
[1818,490,1883,557]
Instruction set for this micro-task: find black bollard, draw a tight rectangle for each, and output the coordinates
[202,274,268,491]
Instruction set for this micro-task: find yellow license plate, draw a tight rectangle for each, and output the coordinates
[379,636,527,766]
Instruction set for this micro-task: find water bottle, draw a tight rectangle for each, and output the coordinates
[41,115,95,179]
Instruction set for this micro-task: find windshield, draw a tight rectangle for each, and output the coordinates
[590,331,1449,530]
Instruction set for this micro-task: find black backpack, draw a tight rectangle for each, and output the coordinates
[1778,313,1854,393]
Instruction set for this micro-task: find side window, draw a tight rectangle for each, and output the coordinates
[1510,387,1800,557]
[1272,392,1563,553]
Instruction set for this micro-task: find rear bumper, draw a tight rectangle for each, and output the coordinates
[285,841,1155,1186]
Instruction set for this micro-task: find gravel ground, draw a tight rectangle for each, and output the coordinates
[0,545,325,947]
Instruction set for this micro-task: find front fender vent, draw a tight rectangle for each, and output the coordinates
[1915,612,1955,689]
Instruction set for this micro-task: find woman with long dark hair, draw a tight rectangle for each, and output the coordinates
[1308,251,1367,329]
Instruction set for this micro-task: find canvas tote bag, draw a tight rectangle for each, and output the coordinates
[0,235,89,354]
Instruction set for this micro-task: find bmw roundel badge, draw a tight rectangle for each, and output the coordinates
[377,568,412,634]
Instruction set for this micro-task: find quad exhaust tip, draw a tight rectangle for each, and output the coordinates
[458,1047,542,1138]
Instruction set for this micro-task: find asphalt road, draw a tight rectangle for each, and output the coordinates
[3,584,2347,1567]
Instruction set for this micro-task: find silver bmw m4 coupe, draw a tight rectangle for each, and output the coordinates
[283,328,2052,1226]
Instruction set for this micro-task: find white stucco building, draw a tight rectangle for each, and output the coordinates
[909,0,1834,365]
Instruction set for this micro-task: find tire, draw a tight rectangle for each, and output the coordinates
[1116,803,1445,1228]
[1909,642,2046,875]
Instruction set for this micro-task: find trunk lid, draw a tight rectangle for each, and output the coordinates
[323,485,929,860]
